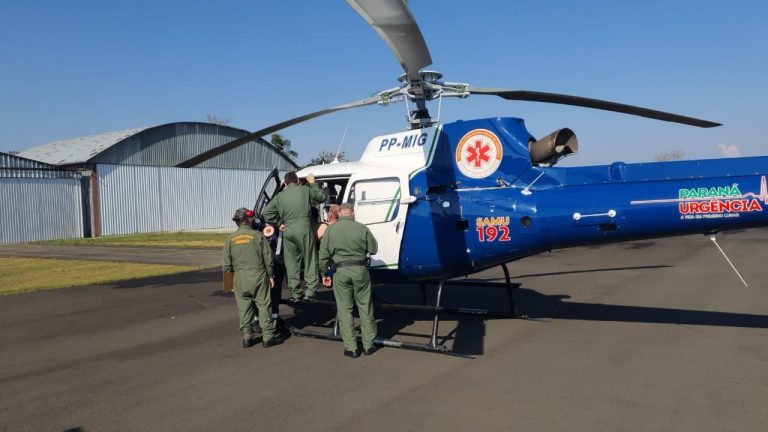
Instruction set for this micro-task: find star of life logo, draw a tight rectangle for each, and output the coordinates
[455,129,503,179]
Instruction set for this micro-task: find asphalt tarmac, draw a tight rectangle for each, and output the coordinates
[1,230,767,432]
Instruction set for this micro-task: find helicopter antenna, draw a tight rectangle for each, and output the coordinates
[521,172,546,196]
[708,234,749,287]
[333,124,349,163]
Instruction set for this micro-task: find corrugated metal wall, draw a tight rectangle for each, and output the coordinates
[97,164,272,235]
[0,152,81,179]
[0,178,84,243]
[1,153,85,244]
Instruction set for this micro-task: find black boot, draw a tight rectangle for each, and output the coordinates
[242,334,258,349]
[343,349,361,358]
[263,336,284,348]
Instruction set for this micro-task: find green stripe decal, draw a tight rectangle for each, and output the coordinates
[409,125,442,179]
[385,187,401,221]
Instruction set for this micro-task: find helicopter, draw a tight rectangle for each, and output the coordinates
[181,1,768,355]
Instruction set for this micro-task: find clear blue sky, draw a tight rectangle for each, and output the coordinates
[1,0,766,165]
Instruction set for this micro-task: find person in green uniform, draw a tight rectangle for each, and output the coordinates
[262,171,326,302]
[319,203,379,358]
[223,208,284,349]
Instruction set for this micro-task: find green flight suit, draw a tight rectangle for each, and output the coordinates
[223,225,277,341]
[318,216,378,351]
[262,182,326,299]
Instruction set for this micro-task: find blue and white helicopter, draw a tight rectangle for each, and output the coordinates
[182,1,768,355]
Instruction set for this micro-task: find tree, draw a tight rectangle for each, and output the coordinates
[307,151,347,167]
[270,133,298,160]
[654,149,685,162]
[206,114,232,126]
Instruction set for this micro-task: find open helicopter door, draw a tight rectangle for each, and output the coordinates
[346,172,410,272]
[254,167,283,217]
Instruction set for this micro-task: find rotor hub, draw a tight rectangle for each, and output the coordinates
[398,70,444,84]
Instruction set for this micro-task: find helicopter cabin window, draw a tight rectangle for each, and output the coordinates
[318,177,350,206]
[348,177,401,225]
[314,177,351,223]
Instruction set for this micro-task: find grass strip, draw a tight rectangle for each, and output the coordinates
[34,232,230,249]
[0,257,200,295]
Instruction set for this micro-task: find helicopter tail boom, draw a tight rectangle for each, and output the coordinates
[533,160,768,251]
[427,153,768,279]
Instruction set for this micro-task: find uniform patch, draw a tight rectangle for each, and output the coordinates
[233,234,254,244]
[455,129,503,179]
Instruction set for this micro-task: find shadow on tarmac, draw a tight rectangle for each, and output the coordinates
[279,289,488,357]
[278,271,768,357]
[107,268,220,290]
[519,288,768,330]
[488,264,671,280]
[108,265,768,357]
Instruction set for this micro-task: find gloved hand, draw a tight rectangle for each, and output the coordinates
[306,173,315,184]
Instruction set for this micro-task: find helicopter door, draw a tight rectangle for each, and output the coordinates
[347,175,407,270]
[253,167,282,216]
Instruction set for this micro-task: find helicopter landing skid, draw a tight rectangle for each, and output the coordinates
[403,263,530,319]
[276,316,473,359]
[412,263,526,319]
[280,279,477,358]
[278,264,530,357]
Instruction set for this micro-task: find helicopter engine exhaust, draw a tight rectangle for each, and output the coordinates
[528,128,579,166]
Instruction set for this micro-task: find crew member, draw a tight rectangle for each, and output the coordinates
[317,204,340,240]
[313,204,340,293]
[223,208,284,349]
[262,171,326,302]
[319,203,379,358]
[250,215,288,337]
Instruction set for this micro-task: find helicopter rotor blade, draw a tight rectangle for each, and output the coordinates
[346,0,432,82]
[176,96,381,168]
[468,87,721,128]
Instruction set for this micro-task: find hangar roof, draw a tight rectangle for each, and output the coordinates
[19,122,298,170]
[19,127,147,165]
